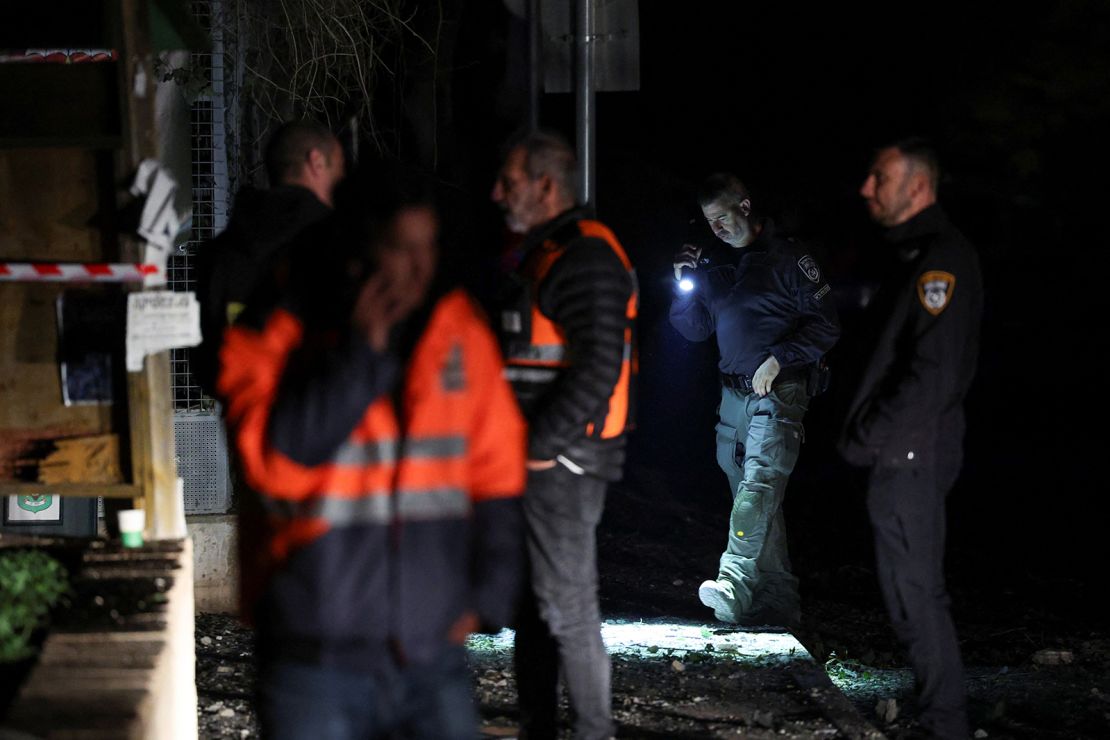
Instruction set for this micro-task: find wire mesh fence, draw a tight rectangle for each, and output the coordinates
[170,0,235,514]
[168,0,230,413]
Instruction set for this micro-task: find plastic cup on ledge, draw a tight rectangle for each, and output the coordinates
[117,508,146,548]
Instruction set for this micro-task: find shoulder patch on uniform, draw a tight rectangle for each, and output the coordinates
[797,255,821,283]
[917,271,956,316]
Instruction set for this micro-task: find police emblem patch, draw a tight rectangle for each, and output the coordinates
[917,271,956,316]
[797,255,821,283]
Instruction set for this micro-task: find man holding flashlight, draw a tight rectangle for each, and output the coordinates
[670,173,838,628]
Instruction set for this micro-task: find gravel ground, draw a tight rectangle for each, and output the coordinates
[195,477,1110,739]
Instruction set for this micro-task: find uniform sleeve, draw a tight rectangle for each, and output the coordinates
[529,238,634,461]
[266,333,399,466]
[463,309,526,630]
[767,253,840,368]
[851,254,979,450]
[668,288,715,342]
[217,308,396,499]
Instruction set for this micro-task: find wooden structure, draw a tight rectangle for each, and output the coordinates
[0,0,199,538]
[3,537,198,739]
[1,4,205,737]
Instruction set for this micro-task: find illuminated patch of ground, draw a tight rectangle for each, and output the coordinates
[470,618,882,738]
[469,617,811,666]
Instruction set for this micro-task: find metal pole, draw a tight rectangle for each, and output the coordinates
[526,0,541,131]
[575,0,595,207]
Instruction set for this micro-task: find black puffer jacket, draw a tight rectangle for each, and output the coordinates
[501,207,636,482]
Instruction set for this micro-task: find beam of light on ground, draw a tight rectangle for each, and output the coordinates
[468,618,812,668]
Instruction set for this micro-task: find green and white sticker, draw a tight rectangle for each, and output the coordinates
[7,494,61,522]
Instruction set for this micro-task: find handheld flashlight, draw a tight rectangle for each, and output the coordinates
[675,255,710,293]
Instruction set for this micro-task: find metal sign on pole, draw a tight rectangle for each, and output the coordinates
[505,0,640,208]
[527,0,542,131]
[540,0,640,94]
[542,0,639,208]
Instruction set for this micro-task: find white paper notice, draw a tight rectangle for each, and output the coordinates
[126,291,202,372]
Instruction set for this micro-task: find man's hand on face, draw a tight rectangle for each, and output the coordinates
[752,355,781,397]
[351,270,423,352]
[673,243,703,280]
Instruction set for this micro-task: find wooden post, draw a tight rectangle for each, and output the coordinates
[126,352,179,538]
[118,0,180,539]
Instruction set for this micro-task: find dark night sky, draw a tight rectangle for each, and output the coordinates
[446,2,1110,595]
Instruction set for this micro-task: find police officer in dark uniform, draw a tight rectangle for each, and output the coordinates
[838,138,982,740]
[670,173,839,628]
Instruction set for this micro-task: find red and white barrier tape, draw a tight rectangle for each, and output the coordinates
[0,263,161,283]
[0,49,119,64]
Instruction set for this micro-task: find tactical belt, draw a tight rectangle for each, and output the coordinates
[719,365,809,393]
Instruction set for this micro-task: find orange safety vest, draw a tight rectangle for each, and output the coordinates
[503,219,638,438]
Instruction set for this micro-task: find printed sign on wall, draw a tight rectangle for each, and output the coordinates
[125,291,201,371]
[5,494,63,524]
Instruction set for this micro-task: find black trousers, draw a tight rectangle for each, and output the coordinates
[867,457,968,740]
[513,465,613,740]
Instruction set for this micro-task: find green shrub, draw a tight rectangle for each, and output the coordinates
[0,550,70,663]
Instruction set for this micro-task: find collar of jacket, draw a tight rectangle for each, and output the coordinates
[522,205,596,252]
[386,276,455,361]
[230,184,329,225]
[223,184,330,247]
[883,204,948,248]
[714,217,776,267]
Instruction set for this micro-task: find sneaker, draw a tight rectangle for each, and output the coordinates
[698,579,739,623]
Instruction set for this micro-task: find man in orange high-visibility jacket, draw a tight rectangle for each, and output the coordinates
[493,130,637,740]
[219,165,526,740]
